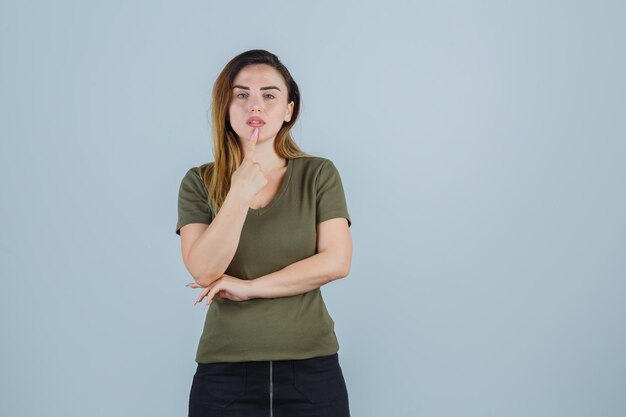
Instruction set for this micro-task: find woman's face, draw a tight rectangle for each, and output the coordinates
[228,64,294,144]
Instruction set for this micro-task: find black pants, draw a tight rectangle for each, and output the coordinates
[189,352,351,417]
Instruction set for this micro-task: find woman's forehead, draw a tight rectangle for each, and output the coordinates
[234,65,284,87]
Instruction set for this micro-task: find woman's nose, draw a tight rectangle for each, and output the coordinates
[248,96,263,111]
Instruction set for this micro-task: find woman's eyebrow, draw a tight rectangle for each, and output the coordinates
[232,84,281,91]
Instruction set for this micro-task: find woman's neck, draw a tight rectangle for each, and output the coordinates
[243,142,286,172]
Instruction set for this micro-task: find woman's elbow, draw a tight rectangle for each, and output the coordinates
[189,265,223,287]
[335,257,351,279]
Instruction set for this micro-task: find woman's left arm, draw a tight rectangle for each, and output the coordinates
[189,218,352,306]
[250,217,352,298]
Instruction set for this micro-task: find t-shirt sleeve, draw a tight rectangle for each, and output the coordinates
[175,167,214,236]
[315,159,352,227]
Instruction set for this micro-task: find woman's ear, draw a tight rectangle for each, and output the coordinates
[285,101,294,122]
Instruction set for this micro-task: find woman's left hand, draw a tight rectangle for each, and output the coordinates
[186,274,254,308]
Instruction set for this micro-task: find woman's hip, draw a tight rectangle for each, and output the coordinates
[189,352,350,417]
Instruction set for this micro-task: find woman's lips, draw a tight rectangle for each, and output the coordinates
[246,116,265,126]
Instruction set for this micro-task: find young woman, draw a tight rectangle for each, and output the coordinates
[176,49,353,417]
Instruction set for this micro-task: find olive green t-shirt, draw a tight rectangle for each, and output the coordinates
[175,156,352,363]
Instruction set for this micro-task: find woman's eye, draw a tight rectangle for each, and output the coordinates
[235,93,275,99]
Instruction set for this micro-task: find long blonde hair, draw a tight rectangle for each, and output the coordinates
[202,49,312,215]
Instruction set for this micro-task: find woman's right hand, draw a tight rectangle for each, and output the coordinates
[230,127,268,202]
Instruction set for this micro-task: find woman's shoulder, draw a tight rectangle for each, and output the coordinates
[198,161,214,175]
[187,157,339,177]
[183,161,214,178]
[179,162,214,193]
[293,155,335,170]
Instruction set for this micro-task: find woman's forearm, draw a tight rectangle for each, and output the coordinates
[248,252,349,299]
[188,188,250,287]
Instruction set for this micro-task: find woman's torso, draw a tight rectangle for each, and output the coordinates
[182,156,351,363]
[249,159,289,210]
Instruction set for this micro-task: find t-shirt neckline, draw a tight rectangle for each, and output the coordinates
[248,157,293,216]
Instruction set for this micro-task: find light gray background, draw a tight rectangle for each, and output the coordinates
[1,1,624,416]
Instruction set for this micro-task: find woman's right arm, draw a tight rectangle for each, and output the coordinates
[179,127,265,287]
[179,187,251,287]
